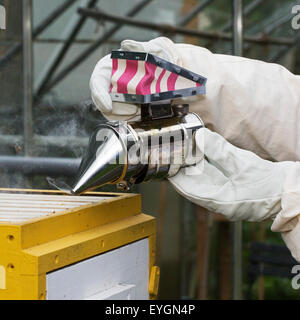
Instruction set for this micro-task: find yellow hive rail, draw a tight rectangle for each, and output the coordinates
[0,188,159,300]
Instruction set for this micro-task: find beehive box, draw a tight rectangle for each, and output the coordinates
[0,188,158,300]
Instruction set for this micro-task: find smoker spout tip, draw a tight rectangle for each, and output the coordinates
[46,177,75,195]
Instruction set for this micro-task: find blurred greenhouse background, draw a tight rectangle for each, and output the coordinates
[0,0,299,299]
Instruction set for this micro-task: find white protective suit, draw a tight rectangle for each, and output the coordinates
[90,37,300,262]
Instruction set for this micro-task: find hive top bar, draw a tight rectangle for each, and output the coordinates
[0,192,114,223]
[110,50,207,104]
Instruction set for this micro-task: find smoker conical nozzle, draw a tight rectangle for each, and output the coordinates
[72,126,127,194]
[48,124,126,195]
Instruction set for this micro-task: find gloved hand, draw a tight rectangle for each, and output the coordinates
[89,53,139,121]
[168,128,300,261]
[90,37,300,161]
[90,37,180,121]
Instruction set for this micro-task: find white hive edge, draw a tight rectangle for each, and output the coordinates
[0,192,114,223]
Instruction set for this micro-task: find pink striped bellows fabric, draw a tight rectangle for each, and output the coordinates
[110,58,201,96]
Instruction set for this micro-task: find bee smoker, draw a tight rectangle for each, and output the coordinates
[50,51,207,195]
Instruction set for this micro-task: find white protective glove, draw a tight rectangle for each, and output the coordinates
[169,127,300,261]
[90,37,300,162]
[90,37,181,121]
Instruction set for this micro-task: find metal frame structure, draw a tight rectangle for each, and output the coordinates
[232,0,243,300]
[22,0,33,157]
[0,0,299,300]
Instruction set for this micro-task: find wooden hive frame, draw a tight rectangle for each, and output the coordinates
[0,188,158,300]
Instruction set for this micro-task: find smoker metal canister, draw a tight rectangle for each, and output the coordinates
[70,111,204,194]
